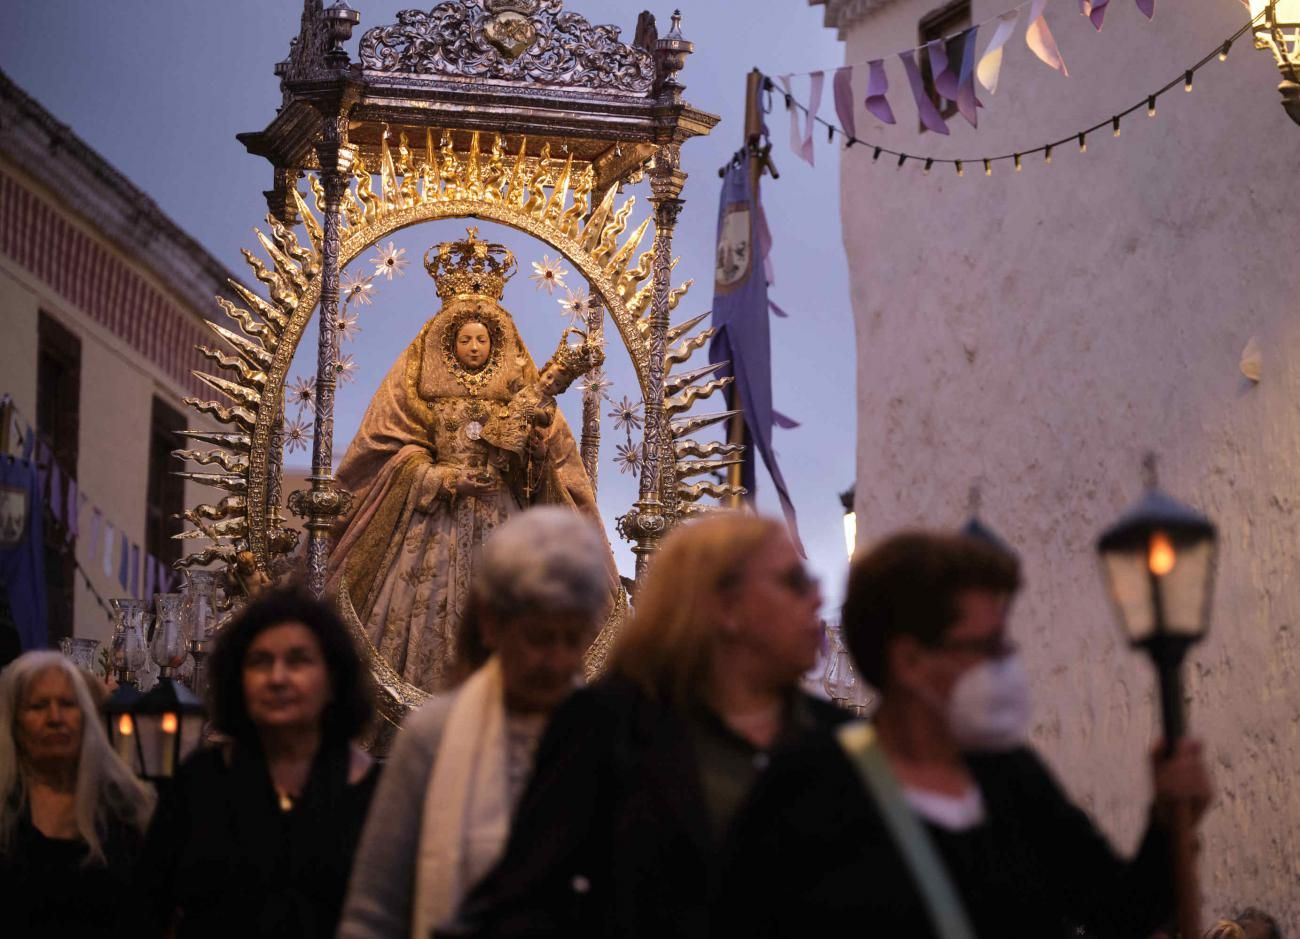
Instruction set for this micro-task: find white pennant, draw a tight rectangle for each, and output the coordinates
[977,11,1021,94]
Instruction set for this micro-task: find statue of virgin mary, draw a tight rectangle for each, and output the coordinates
[326,229,610,693]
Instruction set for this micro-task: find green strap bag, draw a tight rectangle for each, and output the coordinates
[835,722,977,939]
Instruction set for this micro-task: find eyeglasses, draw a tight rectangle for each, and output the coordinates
[935,635,1018,660]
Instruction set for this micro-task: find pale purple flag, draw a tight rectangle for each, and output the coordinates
[1084,0,1111,29]
[65,480,79,540]
[956,27,981,127]
[1026,0,1069,76]
[129,543,140,597]
[802,71,825,165]
[49,463,63,525]
[144,554,156,601]
[929,39,958,103]
[900,49,950,135]
[779,75,802,160]
[833,66,856,139]
[978,11,1020,94]
[1135,0,1154,18]
[117,531,129,588]
[864,60,896,124]
[89,508,102,563]
[103,522,115,578]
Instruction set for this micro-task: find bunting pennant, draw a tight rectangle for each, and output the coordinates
[978,11,1020,93]
[1135,0,1154,18]
[1084,0,1111,30]
[89,508,102,563]
[833,66,857,140]
[900,49,950,135]
[103,523,115,578]
[865,60,896,125]
[929,39,957,103]
[144,552,156,601]
[118,531,129,590]
[1026,0,1069,76]
[803,71,825,165]
[779,75,803,160]
[65,480,79,540]
[956,28,982,127]
[49,462,63,526]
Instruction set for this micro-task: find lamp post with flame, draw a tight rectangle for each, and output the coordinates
[1096,459,1216,939]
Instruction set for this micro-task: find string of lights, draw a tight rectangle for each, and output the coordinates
[722,5,1267,178]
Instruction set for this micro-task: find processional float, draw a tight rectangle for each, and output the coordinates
[173,0,739,724]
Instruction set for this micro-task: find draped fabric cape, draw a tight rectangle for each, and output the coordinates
[324,297,607,690]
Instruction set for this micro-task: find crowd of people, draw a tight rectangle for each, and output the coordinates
[0,507,1282,939]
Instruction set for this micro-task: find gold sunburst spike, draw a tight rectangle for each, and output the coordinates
[675,439,744,459]
[175,546,237,569]
[229,282,289,336]
[675,457,745,480]
[666,309,710,345]
[396,131,419,207]
[215,298,277,346]
[256,229,307,292]
[195,345,266,389]
[309,174,327,216]
[180,495,246,522]
[482,134,507,203]
[618,246,656,299]
[630,257,680,318]
[174,517,247,540]
[354,155,381,223]
[606,216,651,281]
[465,131,483,200]
[172,449,249,474]
[183,397,256,431]
[292,188,322,250]
[665,362,724,395]
[543,152,574,223]
[174,471,248,494]
[522,143,552,216]
[580,185,618,252]
[560,176,591,237]
[194,373,262,410]
[205,321,273,371]
[667,278,694,314]
[667,327,716,367]
[421,128,438,204]
[665,376,732,415]
[670,409,741,439]
[503,136,529,208]
[177,431,251,451]
[678,480,746,504]
[592,195,635,265]
[268,215,318,279]
[241,249,297,314]
[439,132,462,201]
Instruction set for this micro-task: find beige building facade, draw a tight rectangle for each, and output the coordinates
[814,0,1300,926]
[1,71,233,650]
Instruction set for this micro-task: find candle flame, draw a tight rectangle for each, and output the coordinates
[1148,532,1176,576]
[118,715,133,736]
[161,713,178,734]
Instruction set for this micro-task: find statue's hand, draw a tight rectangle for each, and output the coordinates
[529,427,548,461]
[454,471,497,498]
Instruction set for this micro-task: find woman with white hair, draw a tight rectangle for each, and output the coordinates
[0,650,155,934]
[338,506,613,939]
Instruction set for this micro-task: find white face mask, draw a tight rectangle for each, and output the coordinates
[945,655,1031,752]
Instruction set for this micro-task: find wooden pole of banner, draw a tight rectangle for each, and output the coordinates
[724,69,766,508]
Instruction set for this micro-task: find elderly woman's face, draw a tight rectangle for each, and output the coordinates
[16,668,83,768]
[242,622,332,733]
[722,531,823,684]
[487,609,598,714]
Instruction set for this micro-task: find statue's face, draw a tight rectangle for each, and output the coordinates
[538,363,567,396]
[455,321,492,370]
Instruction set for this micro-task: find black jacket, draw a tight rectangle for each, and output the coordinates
[715,731,1174,939]
[445,676,848,939]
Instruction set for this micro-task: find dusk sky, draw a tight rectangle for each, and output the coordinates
[1,1,856,604]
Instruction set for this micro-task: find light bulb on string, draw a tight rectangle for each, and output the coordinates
[1044,145,1053,165]
[1185,70,1194,92]
[897,153,908,168]
[1112,115,1121,137]
[1078,132,1087,153]
[983,159,992,176]
[1148,95,1157,117]
[873,147,882,162]
[955,160,964,176]
[1219,40,1231,62]
[924,157,933,174]
[827,125,835,143]
[1014,153,1022,172]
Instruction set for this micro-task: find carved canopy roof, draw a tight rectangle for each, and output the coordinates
[239,0,718,203]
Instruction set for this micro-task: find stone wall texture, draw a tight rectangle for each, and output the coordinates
[832,0,1300,927]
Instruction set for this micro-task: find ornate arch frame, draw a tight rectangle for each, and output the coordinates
[175,0,744,719]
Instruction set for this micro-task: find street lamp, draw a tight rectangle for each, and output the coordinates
[1095,460,1216,939]
[1249,0,1300,125]
[104,593,206,780]
[840,484,856,561]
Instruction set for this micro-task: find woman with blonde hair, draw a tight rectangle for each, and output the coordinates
[0,650,155,934]
[443,511,846,939]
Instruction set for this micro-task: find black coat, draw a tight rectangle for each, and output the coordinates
[125,741,379,939]
[445,676,848,939]
[715,731,1174,939]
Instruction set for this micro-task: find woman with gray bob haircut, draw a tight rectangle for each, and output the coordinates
[338,506,614,939]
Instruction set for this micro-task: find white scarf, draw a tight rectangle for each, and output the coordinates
[412,657,510,939]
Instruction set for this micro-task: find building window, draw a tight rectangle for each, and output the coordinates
[146,397,185,575]
[37,312,81,641]
[918,0,972,131]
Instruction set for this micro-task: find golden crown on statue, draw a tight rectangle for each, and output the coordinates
[423,227,518,301]
[548,327,606,384]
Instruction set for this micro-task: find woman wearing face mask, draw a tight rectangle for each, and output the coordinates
[716,529,1213,939]
[128,587,379,939]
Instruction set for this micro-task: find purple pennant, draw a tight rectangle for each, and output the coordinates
[117,531,129,589]
[779,75,802,161]
[65,480,79,540]
[768,299,790,319]
[929,39,958,103]
[1135,0,1154,18]
[144,553,156,602]
[832,66,856,140]
[864,60,896,125]
[103,523,114,577]
[129,543,140,598]
[89,508,102,563]
[956,27,981,127]
[900,49,950,135]
[49,462,63,526]
[1086,0,1111,29]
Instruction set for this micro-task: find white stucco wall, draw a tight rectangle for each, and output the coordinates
[830,0,1300,925]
